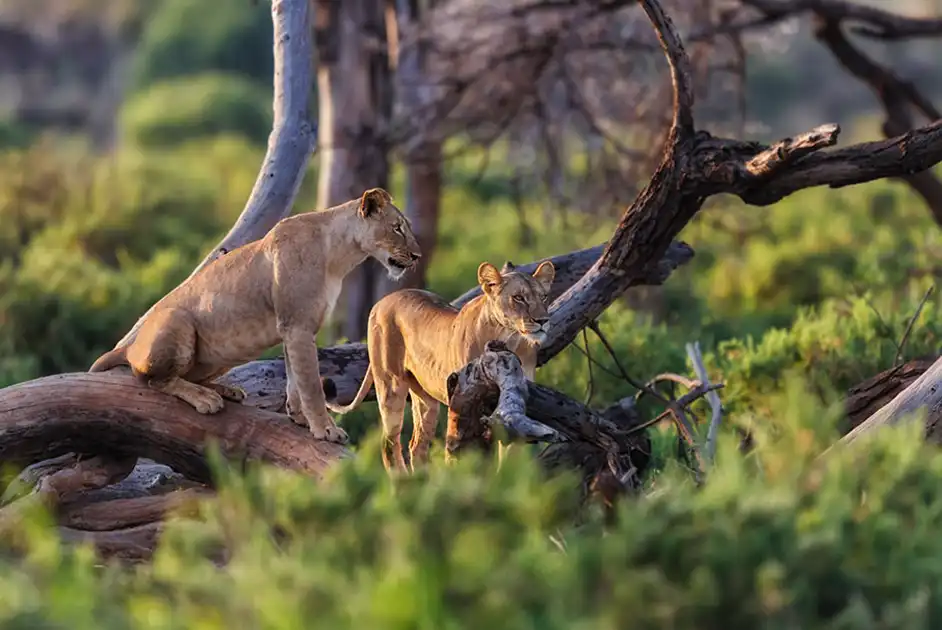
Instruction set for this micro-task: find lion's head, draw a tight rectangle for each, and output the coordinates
[357,187,422,280]
[477,259,556,345]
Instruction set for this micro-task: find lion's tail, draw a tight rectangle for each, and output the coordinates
[88,346,129,373]
[325,366,374,414]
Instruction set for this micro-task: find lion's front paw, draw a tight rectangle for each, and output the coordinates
[189,389,225,414]
[309,420,349,445]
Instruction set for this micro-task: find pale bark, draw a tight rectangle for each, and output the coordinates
[829,355,942,452]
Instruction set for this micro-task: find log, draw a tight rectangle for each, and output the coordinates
[59,523,164,563]
[832,354,942,451]
[58,489,210,531]
[0,371,350,487]
[446,341,560,445]
[842,357,936,435]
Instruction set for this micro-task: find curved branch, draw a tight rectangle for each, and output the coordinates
[115,0,316,349]
[638,0,695,136]
[740,0,942,40]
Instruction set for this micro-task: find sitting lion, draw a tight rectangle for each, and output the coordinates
[327,259,555,469]
[89,187,421,444]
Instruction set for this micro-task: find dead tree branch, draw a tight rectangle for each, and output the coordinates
[810,17,942,226]
[445,341,560,447]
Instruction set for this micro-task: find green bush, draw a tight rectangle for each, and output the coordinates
[0,136,296,380]
[129,0,273,92]
[6,399,942,628]
[120,73,273,148]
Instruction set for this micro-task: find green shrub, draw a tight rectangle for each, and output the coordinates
[120,74,273,148]
[129,0,273,92]
[6,399,942,628]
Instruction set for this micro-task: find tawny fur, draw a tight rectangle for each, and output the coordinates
[89,188,421,444]
[328,260,555,469]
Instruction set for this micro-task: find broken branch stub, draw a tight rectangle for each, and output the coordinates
[444,341,559,456]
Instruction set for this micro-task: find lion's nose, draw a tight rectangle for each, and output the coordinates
[534,317,549,327]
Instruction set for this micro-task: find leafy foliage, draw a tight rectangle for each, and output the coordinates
[129,0,274,92]
[6,408,942,628]
[120,73,273,148]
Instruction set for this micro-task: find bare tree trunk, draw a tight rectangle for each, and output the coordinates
[316,0,394,341]
[394,0,442,290]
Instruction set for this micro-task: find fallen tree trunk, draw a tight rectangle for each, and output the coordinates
[58,489,209,531]
[58,522,165,564]
[0,371,350,488]
[829,354,942,452]
[841,357,936,435]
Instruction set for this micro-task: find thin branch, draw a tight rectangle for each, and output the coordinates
[894,285,935,367]
[685,341,723,464]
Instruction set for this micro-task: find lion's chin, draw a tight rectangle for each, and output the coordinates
[381,256,410,281]
[383,263,407,281]
[522,331,548,345]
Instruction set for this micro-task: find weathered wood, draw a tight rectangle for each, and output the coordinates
[0,371,350,486]
[443,341,559,456]
[842,357,936,435]
[445,341,650,486]
[833,355,942,451]
[59,522,164,563]
[116,0,316,350]
[58,488,210,531]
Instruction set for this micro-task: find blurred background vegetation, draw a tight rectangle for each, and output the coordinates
[3,0,942,626]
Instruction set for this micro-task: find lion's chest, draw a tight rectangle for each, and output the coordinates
[323,278,342,320]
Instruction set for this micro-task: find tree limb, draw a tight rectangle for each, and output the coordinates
[739,0,942,40]
[810,17,942,227]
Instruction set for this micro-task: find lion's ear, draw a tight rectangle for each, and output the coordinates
[531,260,555,292]
[358,187,391,218]
[477,262,503,297]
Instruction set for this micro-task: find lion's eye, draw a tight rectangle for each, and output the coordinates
[394,224,404,235]
[512,295,525,304]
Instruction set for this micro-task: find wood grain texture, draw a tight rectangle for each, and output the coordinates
[0,371,350,483]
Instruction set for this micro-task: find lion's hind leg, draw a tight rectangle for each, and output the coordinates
[126,308,224,414]
[407,381,441,472]
[375,375,409,473]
